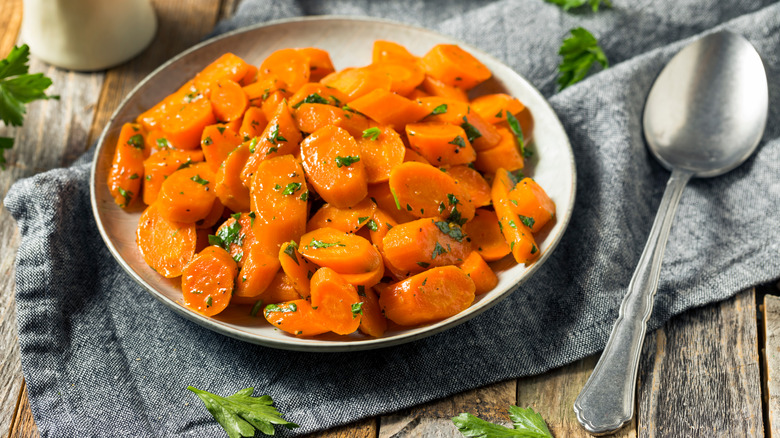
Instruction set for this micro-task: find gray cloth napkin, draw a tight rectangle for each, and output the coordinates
[5,0,780,436]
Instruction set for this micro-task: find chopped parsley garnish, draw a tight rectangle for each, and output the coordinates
[448,206,467,226]
[351,302,364,318]
[127,134,144,149]
[250,300,264,317]
[190,175,209,185]
[265,303,298,317]
[265,146,278,155]
[447,194,459,205]
[248,211,256,226]
[208,219,242,250]
[357,285,366,297]
[283,241,299,265]
[248,137,259,154]
[417,261,430,268]
[448,135,466,148]
[203,136,213,146]
[292,93,330,108]
[280,182,302,195]
[176,159,194,171]
[545,0,611,12]
[308,240,346,250]
[334,155,361,168]
[531,244,538,254]
[145,175,152,181]
[300,191,309,201]
[429,104,447,116]
[267,123,287,145]
[217,126,226,134]
[519,215,535,228]
[431,242,447,259]
[390,187,402,210]
[128,173,139,180]
[366,219,379,232]
[117,187,132,207]
[508,220,517,229]
[205,296,213,307]
[156,137,170,149]
[506,111,529,157]
[460,117,482,142]
[362,127,381,140]
[507,169,524,186]
[232,250,243,264]
[434,221,465,242]
[438,202,446,213]
[357,216,369,224]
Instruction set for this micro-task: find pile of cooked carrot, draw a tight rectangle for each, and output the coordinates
[107,40,555,338]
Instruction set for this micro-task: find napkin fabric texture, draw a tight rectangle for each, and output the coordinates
[6,0,780,436]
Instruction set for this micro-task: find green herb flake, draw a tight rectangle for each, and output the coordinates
[190,174,209,185]
[351,302,364,318]
[205,296,213,307]
[281,182,302,196]
[429,103,448,116]
[508,220,517,229]
[362,127,381,141]
[283,241,299,265]
[531,244,538,254]
[233,250,243,264]
[248,211,256,226]
[357,216,369,224]
[460,117,482,142]
[125,134,143,149]
[417,261,430,268]
[203,136,213,146]
[505,111,527,157]
[334,155,361,168]
[217,126,226,134]
[208,219,242,250]
[264,303,298,317]
[267,123,287,145]
[128,173,139,180]
[300,190,309,201]
[519,215,535,228]
[367,219,379,232]
[117,187,133,207]
[431,242,447,259]
[438,202,446,213]
[557,27,609,90]
[292,93,330,108]
[250,300,264,317]
[448,206,467,226]
[176,159,193,171]
[390,187,402,210]
[248,137,259,154]
[308,240,346,250]
[357,285,366,297]
[434,221,465,242]
[145,175,152,181]
[448,135,466,148]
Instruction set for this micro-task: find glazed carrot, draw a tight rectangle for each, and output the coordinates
[474,127,524,174]
[372,40,417,64]
[365,182,417,224]
[241,102,303,187]
[288,83,347,109]
[213,212,255,268]
[420,76,469,102]
[214,142,251,212]
[136,203,197,278]
[157,162,216,223]
[462,208,511,261]
[446,165,491,207]
[382,218,472,273]
[223,118,243,133]
[259,48,311,93]
[200,124,243,172]
[320,67,392,101]
[356,286,387,337]
[299,228,383,278]
[108,123,146,208]
[297,47,336,82]
[388,161,475,223]
[307,197,377,234]
[420,44,491,90]
[160,99,216,150]
[356,125,405,183]
[368,208,397,252]
[264,299,329,337]
[278,241,318,299]
[492,168,539,264]
[470,93,527,124]
[181,246,237,316]
[263,272,304,304]
[250,155,308,254]
[458,251,498,295]
[193,52,252,96]
[407,88,430,100]
[242,74,287,106]
[347,89,428,130]
[196,199,225,229]
[507,177,556,233]
[238,106,268,141]
[136,80,201,131]
[402,147,431,164]
[495,104,534,144]
[142,148,205,205]
[195,228,211,253]
[210,79,248,122]
[309,267,362,335]
[379,266,475,326]
[416,96,470,124]
[368,61,425,96]
[145,129,174,155]
[404,122,476,166]
[293,103,345,134]
[338,260,385,288]
[416,97,501,150]
[300,125,368,208]
[235,243,281,299]
[260,90,290,122]
[239,64,258,86]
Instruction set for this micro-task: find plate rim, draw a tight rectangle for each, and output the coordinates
[90,15,577,352]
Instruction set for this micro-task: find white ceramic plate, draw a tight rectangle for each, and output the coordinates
[90,16,576,352]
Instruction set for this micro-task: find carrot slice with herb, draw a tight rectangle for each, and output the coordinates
[238,106,268,141]
[279,241,318,299]
[264,299,329,337]
[307,197,377,234]
[297,47,336,82]
[462,209,511,262]
[347,89,428,130]
[210,79,248,122]
[259,48,311,93]
[263,272,304,304]
[420,75,469,102]
[142,148,205,205]
[108,123,146,208]
[458,251,498,295]
[240,102,303,187]
[356,125,406,184]
[368,208,397,252]
[288,83,347,109]
[309,267,362,335]
[200,124,243,172]
[368,61,425,96]
[446,165,491,207]
[420,44,491,90]
[196,199,225,229]
[474,127,524,174]
[242,74,286,106]
[136,81,201,131]
[507,177,556,233]
[366,182,417,224]
[388,161,475,223]
[234,242,280,299]
[193,52,252,97]
[356,286,387,337]
[299,227,383,276]
[214,142,251,212]
[402,147,431,164]
[160,98,216,150]
[470,93,527,124]
[379,266,475,326]
[382,218,471,273]
[372,40,417,64]
[293,103,345,134]
[300,125,368,208]
[156,162,216,223]
[212,212,255,267]
[405,122,476,166]
[136,203,197,278]
[320,67,392,101]
[492,168,539,264]
[182,246,237,316]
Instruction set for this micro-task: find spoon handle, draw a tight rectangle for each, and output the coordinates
[573,168,693,435]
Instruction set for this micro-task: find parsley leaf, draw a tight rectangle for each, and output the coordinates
[449,135,466,148]
[519,215,535,229]
[461,117,482,142]
[292,93,330,108]
[557,27,609,90]
[431,242,447,259]
[362,127,381,140]
[267,124,287,145]
[283,241,299,265]
[187,386,298,438]
[280,182,302,195]
[351,302,364,318]
[452,405,553,438]
[435,221,465,242]
[308,240,346,250]
[335,155,361,168]
[190,174,209,185]
[429,103,448,116]
[366,219,379,232]
[209,220,242,250]
[545,0,611,12]
[505,111,527,157]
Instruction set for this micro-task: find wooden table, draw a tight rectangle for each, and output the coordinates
[0,0,776,436]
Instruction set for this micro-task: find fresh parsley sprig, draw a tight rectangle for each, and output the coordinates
[545,0,611,12]
[557,27,609,90]
[188,386,298,438]
[452,405,553,438]
[0,44,57,169]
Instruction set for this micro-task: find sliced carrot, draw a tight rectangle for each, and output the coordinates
[136,203,197,278]
[388,161,475,223]
[420,44,491,90]
[368,62,425,96]
[403,147,431,164]
[213,212,255,268]
[235,242,280,299]
[196,199,225,229]
[193,52,252,97]
[356,125,405,184]
[299,227,383,276]
[260,90,290,122]
[145,129,176,155]
[382,217,471,273]
[307,197,377,234]
[160,99,216,150]
[338,260,385,288]
[405,122,476,166]
[507,177,555,233]
[293,103,345,133]
[195,228,211,253]
[264,299,329,337]
[288,83,347,109]
[492,168,539,264]
[250,155,308,254]
[379,266,475,326]
[446,165,491,207]
[407,88,430,100]
[300,125,368,208]
[416,96,470,124]
[156,162,217,223]
[278,241,318,299]
[142,148,205,205]
[181,246,237,316]
[495,105,534,144]
[368,208,398,252]
[347,89,428,130]
[416,97,500,151]
[474,127,524,174]
[259,48,310,93]
[238,106,268,141]
[214,142,251,212]
[309,267,362,335]
[209,79,248,122]
[297,47,336,82]
[320,67,392,101]
[239,64,258,86]
[372,40,417,64]
[420,75,469,102]
[263,272,304,304]
[243,74,287,106]
[108,123,146,208]
[241,102,303,187]
[136,80,201,131]
[470,93,527,124]
[462,208,511,261]
[366,182,417,224]
[222,118,242,134]
[356,286,387,337]
[200,124,243,172]
[458,251,498,295]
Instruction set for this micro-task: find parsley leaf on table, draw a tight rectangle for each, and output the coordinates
[188,386,298,438]
[545,0,611,12]
[452,405,554,438]
[557,27,609,90]
[0,44,57,169]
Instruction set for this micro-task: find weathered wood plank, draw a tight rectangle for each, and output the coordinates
[9,382,37,438]
[517,355,636,437]
[378,381,515,437]
[638,289,763,437]
[304,419,377,438]
[763,293,780,437]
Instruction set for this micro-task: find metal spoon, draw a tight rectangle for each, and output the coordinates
[573,30,768,435]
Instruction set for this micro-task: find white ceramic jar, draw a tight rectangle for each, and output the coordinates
[21,0,157,71]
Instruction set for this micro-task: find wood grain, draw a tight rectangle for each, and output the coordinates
[637,289,764,437]
[763,294,780,437]
[0,0,22,57]
[8,383,37,438]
